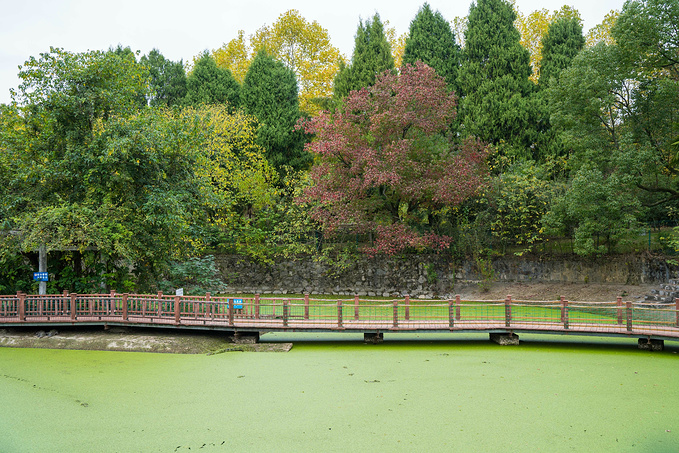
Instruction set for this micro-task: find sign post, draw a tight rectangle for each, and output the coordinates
[38,245,47,295]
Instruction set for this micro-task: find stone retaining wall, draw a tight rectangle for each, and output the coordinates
[216,254,677,299]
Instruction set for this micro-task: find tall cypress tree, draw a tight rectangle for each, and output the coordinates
[185,52,240,110]
[538,17,585,87]
[242,50,310,173]
[402,3,461,92]
[141,49,187,107]
[526,17,586,162]
[333,14,394,99]
[457,0,534,157]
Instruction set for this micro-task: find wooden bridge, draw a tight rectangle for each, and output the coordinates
[1,292,679,349]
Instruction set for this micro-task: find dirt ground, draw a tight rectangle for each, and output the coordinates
[0,326,292,354]
[452,281,656,302]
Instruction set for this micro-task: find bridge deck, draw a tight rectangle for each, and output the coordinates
[1,292,679,341]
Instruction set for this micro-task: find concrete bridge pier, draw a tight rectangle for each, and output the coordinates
[638,338,664,351]
[231,331,260,344]
[490,332,519,345]
[364,332,384,344]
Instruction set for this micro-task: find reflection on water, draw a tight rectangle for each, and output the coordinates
[1,334,678,452]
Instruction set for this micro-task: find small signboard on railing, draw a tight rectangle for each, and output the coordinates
[233,299,243,309]
[33,272,49,282]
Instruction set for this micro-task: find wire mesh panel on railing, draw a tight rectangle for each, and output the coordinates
[630,303,679,334]
[406,301,450,328]
[511,300,562,326]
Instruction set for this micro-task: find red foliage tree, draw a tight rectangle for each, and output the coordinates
[299,62,488,255]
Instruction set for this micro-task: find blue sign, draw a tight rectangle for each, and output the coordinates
[233,299,243,309]
[33,272,49,282]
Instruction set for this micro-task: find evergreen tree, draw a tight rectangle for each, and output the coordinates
[184,52,240,110]
[141,49,187,107]
[402,3,461,92]
[333,14,394,99]
[538,17,585,87]
[109,45,148,108]
[242,50,310,173]
[526,17,586,162]
[457,0,534,158]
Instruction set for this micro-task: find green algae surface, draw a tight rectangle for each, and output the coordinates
[1,333,678,452]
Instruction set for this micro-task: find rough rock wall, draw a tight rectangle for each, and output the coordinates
[216,254,676,298]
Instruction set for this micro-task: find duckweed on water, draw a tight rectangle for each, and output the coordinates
[1,333,678,452]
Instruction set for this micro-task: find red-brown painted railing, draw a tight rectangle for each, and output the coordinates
[1,292,679,339]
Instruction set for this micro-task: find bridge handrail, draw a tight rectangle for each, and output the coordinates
[2,292,678,338]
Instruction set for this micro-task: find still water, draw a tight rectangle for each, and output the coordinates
[1,333,678,452]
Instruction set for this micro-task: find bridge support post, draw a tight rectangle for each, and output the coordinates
[455,295,461,321]
[393,301,398,328]
[404,295,410,321]
[561,297,569,329]
[228,298,234,326]
[337,300,343,328]
[448,299,454,329]
[304,293,309,320]
[70,293,77,321]
[364,332,383,344]
[254,294,260,320]
[676,298,679,328]
[232,331,260,344]
[283,300,289,327]
[174,295,180,325]
[505,295,512,328]
[626,301,633,332]
[638,338,664,351]
[617,296,623,325]
[122,294,128,321]
[490,332,519,345]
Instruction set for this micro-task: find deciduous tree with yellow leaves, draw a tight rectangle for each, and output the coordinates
[212,10,341,115]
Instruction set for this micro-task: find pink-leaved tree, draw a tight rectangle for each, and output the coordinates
[298,62,488,255]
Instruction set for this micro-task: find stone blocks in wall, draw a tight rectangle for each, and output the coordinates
[215,254,676,298]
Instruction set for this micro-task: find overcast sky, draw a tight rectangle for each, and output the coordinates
[1,0,625,105]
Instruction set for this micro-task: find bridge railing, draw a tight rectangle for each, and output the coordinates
[1,292,679,337]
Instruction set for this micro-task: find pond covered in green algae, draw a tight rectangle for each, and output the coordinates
[1,333,678,452]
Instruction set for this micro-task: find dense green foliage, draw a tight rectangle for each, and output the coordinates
[185,52,241,110]
[333,14,394,99]
[538,17,585,87]
[402,3,461,92]
[457,0,535,159]
[141,49,188,107]
[1,1,678,293]
[241,50,311,173]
